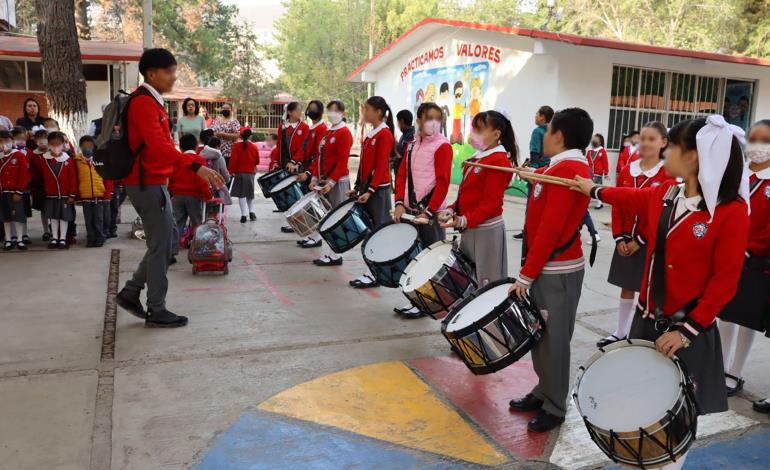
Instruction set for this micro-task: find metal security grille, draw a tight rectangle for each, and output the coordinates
[608,65,731,150]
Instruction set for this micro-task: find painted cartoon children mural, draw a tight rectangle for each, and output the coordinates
[451,80,465,144]
[425,83,438,103]
[469,76,483,119]
[415,88,425,115]
[439,82,451,136]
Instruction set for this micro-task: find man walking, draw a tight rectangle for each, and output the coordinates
[116,48,223,328]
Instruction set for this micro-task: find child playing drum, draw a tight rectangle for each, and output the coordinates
[573,115,750,469]
[393,102,453,318]
[438,110,517,286]
[348,96,395,289]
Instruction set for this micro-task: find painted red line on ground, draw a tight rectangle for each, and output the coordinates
[331,265,381,299]
[240,253,294,307]
[409,356,548,459]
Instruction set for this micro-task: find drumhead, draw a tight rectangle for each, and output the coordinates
[401,242,454,293]
[364,224,418,263]
[271,176,297,193]
[576,343,682,432]
[286,191,318,217]
[320,200,356,231]
[445,282,513,332]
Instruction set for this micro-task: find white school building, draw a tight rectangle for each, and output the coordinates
[348,18,770,177]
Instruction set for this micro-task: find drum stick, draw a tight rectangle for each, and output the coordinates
[395,212,431,225]
[462,161,575,188]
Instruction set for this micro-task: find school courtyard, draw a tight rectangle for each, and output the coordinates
[1,186,769,470]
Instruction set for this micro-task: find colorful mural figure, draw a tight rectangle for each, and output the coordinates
[451,81,466,144]
[439,82,451,137]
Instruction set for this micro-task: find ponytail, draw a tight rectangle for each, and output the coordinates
[366,95,395,158]
[472,110,519,166]
[240,128,253,150]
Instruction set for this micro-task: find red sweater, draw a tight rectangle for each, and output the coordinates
[519,149,590,284]
[586,147,609,176]
[169,152,212,200]
[39,154,77,198]
[310,124,352,183]
[299,122,327,168]
[355,124,394,194]
[448,146,512,229]
[228,141,260,174]
[272,121,310,169]
[748,172,770,257]
[597,184,749,340]
[395,139,453,215]
[616,146,639,176]
[612,160,675,244]
[125,86,196,186]
[0,150,30,194]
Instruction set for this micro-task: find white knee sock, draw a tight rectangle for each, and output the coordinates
[719,319,738,370]
[246,197,255,213]
[51,219,65,241]
[660,451,688,470]
[14,222,24,240]
[613,297,635,338]
[308,232,322,243]
[238,198,249,217]
[727,325,756,382]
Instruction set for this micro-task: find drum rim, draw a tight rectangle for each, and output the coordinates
[271,175,301,195]
[441,277,522,338]
[361,222,422,267]
[318,197,370,236]
[258,169,289,197]
[399,240,455,291]
[573,339,690,437]
[258,168,288,181]
[285,190,329,217]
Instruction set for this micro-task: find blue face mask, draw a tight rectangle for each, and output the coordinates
[15,141,26,150]
[82,149,94,158]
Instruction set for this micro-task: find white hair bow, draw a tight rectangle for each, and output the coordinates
[493,108,512,122]
[695,114,750,221]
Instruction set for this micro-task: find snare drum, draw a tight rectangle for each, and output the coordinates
[361,223,423,288]
[257,169,289,198]
[318,198,372,254]
[574,339,697,468]
[400,241,476,319]
[270,176,304,212]
[442,278,543,375]
[285,191,332,237]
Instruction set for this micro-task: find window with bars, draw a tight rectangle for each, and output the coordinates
[607,65,753,150]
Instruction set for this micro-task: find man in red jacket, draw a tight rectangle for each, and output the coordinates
[116,48,223,328]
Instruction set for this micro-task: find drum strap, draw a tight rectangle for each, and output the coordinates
[280,125,293,168]
[355,137,377,197]
[406,142,434,212]
[651,185,681,320]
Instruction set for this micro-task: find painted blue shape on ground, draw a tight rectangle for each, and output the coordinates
[606,427,770,469]
[194,410,483,470]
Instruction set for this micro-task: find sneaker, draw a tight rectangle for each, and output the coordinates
[145,308,188,328]
[249,212,257,221]
[116,288,146,319]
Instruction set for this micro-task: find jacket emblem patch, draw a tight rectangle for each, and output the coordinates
[10,159,16,164]
[298,130,303,136]
[765,185,770,199]
[692,222,708,239]
[330,137,336,144]
[651,181,661,187]
[533,183,543,199]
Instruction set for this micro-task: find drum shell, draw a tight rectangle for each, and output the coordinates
[258,169,289,198]
[361,223,423,288]
[285,192,332,237]
[441,278,544,375]
[271,178,304,212]
[318,198,372,254]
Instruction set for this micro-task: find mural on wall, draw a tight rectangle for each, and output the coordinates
[723,80,754,131]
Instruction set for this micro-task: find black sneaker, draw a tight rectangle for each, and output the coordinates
[116,288,146,319]
[145,308,188,328]
[527,410,565,433]
[249,212,257,221]
[240,216,247,223]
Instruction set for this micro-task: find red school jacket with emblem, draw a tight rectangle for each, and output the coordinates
[355,123,394,194]
[447,145,512,229]
[586,147,609,177]
[309,124,353,183]
[298,121,327,169]
[39,154,77,198]
[747,171,770,257]
[0,150,30,194]
[272,121,310,169]
[612,160,676,245]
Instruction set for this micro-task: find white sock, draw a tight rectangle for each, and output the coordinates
[719,319,738,371]
[321,242,340,260]
[51,219,65,241]
[247,198,255,213]
[238,198,249,217]
[726,324,756,385]
[14,222,24,242]
[355,273,374,283]
[613,298,635,338]
[660,451,688,470]
[308,232,322,243]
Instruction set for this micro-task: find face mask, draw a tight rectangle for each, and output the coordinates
[15,141,26,149]
[328,111,343,125]
[306,109,321,121]
[82,149,94,158]
[422,120,441,137]
[46,127,57,133]
[64,143,71,151]
[469,132,487,151]
[623,142,631,148]
[591,141,599,148]
[1,142,13,152]
[36,140,48,149]
[221,110,231,118]
[746,143,770,164]
[50,145,64,155]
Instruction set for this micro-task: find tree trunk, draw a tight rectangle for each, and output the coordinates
[74,0,91,40]
[34,0,89,140]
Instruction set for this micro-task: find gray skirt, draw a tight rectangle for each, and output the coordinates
[43,197,75,222]
[363,186,392,230]
[459,220,507,287]
[405,206,445,246]
[607,245,647,291]
[230,172,255,198]
[0,193,27,223]
[327,178,350,208]
[629,314,727,415]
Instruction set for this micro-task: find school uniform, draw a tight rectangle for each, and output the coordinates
[40,153,77,222]
[228,141,260,199]
[298,121,327,173]
[75,154,114,245]
[272,120,310,170]
[615,145,639,181]
[355,122,394,229]
[394,133,452,245]
[447,145,512,286]
[608,160,674,291]
[309,122,353,208]
[170,151,212,244]
[586,146,609,184]
[517,148,590,419]
[0,149,30,224]
[595,183,750,413]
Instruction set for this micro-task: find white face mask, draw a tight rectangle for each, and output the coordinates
[746,142,770,164]
[45,127,57,133]
[328,111,343,125]
[2,142,13,153]
[422,119,441,136]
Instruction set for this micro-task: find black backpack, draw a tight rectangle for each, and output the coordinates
[93,88,150,182]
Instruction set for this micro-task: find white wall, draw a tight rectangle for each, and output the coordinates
[85,80,111,124]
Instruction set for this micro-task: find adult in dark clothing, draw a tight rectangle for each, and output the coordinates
[15,98,46,149]
[394,110,415,178]
[115,48,224,328]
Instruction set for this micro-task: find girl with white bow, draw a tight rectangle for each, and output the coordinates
[573,115,750,470]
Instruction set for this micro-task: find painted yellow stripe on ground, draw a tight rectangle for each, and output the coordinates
[257,361,508,466]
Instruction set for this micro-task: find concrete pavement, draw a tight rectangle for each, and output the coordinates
[1,185,769,470]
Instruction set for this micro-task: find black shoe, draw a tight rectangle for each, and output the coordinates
[512,232,524,240]
[400,307,426,319]
[509,393,544,412]
[145,308,188,328]
[240,216,247,223]
[350,275,379,289]
[527,410,565,433]
[726,373,745,397]
[16,241,28,251]
[313,256,342,266]
[42,232,51,242]
[47,240,58,249]
[752,399,770,413]
[116,288,146,319]
[281,226,295,233]
[22,235,31,245]
[169,256,177,266]
[106,232,118,239]
[86,241,96,248]
[2,241,12,251]
[249,212,257,221]
[300,239,322,248]
[596,334,625,349]
[272,209,282,213]
[58,240,68,249]
[94,241,105,248]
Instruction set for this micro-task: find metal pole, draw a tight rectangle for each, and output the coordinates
[142,0,153,49]
[367,0,375,98]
